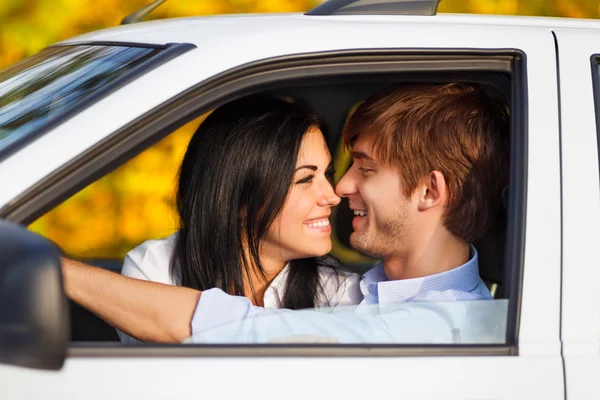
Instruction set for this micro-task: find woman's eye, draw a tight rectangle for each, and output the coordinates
[295,175,314,185]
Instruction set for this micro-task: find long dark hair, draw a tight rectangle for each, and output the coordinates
[173,95,330,309]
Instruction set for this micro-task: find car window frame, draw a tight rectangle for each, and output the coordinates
[591,55,600,180]
[1,49,527,357]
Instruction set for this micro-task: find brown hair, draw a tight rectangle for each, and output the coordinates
[344,83,509,242]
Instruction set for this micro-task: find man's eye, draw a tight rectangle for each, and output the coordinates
[359,167,374,174]
[295,175,314,184]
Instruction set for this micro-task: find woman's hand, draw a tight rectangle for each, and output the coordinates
[61,257,201,343]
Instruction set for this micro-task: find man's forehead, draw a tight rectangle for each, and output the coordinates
[351,136,378,161]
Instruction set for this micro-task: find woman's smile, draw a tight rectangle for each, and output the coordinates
[304,216,332,232]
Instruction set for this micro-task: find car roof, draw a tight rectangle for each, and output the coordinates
[59,13,600,47]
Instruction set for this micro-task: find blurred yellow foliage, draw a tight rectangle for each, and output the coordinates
[0,0,317,69]
[437,0,600,17]
[4,0,599,259]
[29,116,206,258]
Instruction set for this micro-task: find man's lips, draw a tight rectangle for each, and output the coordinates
[350,208,368,231]
[350,206,368,217]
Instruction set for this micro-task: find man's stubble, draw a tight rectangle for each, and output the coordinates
[349,202,411,260]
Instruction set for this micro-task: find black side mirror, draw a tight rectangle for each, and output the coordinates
[0,220,68,370]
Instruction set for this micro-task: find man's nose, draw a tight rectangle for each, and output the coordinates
[335,169,357,198]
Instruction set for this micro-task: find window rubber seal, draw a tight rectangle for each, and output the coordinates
[591,54,600,187]
[503,50,528,354]
[68,343,512,358]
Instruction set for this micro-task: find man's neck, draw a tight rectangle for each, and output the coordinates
[383,233,470,281]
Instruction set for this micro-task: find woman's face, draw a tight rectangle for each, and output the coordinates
[261,127,341,263]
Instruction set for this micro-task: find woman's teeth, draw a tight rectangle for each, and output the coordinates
[306,219,330,228]
[353,210,367,216]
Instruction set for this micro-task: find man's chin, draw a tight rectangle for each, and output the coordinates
[350,232,386,258]
[349,233,378,258]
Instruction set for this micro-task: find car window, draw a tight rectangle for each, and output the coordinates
[0,44,163,157]
[27,63,519,350]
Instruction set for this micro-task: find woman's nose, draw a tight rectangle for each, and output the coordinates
[318,181,341,207]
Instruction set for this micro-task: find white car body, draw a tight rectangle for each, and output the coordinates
[1,9,599,399]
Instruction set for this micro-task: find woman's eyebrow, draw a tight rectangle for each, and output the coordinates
[294,165,318,172]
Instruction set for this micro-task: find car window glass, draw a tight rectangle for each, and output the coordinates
[184,300,508,344]
[0,45,162,156]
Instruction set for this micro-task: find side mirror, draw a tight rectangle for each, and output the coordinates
[0,220,68,370]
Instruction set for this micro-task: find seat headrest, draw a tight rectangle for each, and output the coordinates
[501,186,509,210]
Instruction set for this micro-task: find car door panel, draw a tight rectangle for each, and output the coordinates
[1,22,564,399]
[1,357,564,399]
[554,29,600,400]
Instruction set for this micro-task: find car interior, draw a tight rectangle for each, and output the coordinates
[60,72,512,343]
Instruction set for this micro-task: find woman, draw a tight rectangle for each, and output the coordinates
[117,95,361,342]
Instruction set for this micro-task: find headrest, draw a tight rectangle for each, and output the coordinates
[501,186,509,210]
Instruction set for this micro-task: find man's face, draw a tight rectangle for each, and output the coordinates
[335,136,416,259]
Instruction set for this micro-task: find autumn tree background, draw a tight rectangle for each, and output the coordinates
[1,0,599,258]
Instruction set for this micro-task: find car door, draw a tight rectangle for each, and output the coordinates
[1,16,563,400]
[554,28,600,400]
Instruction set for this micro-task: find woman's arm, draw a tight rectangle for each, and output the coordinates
[61,257,200,343]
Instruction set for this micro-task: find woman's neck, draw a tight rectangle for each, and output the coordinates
[243,252,287,307]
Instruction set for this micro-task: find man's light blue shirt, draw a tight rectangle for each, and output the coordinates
[189,246,501,344]
[360,245,492,310]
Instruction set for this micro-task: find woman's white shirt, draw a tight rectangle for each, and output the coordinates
[118,233,363,343]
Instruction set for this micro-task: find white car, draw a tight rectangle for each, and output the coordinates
[1,0,599,398]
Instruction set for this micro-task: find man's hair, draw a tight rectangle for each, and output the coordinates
[344,83,509,242]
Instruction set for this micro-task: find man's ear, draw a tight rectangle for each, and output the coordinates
[417,171,447,211]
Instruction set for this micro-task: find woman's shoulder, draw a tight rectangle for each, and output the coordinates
[314,257,363,308]
[121,232,179,285]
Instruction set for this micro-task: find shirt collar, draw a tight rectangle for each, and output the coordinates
[360,245,481,305]
[264,262,291,307]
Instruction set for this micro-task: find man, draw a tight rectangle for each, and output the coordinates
[62,82,509,343]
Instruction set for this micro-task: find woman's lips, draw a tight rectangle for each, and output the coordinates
[304,217,331,233]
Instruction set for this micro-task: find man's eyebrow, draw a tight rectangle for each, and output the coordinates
[350,151,375,161]
[294,165,318,173]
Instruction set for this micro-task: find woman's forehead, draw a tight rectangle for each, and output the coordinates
[296,127,330,164]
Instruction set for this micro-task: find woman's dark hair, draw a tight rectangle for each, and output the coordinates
[173,95,329,309]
